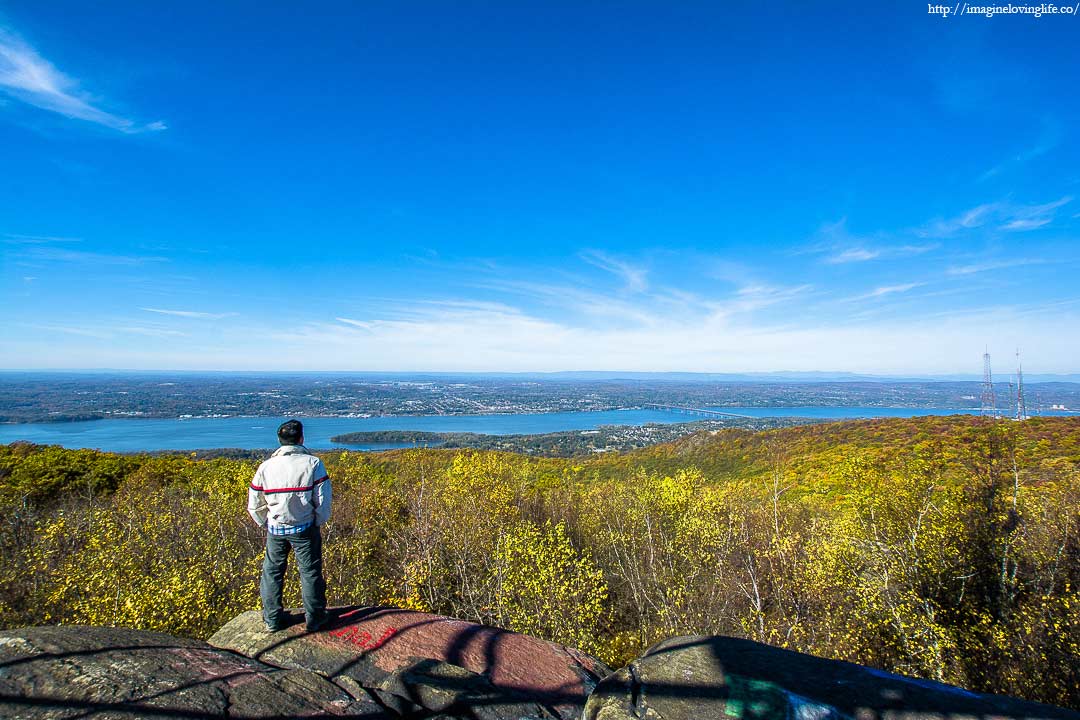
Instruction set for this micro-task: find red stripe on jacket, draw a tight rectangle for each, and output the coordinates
[250,475,328,494]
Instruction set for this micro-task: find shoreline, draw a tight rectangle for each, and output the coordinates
[0,403,1015,425]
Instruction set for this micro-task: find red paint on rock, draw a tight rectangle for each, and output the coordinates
[328,624,397,651]
[171,647,265,689]
[319,608,603,699]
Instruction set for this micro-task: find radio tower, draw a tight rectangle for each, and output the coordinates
[1015,348,1028,421]
[981,349,998,417]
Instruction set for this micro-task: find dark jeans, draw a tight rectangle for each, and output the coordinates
[260,525,327,629]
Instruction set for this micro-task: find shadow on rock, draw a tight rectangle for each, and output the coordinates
[0,625,385,718]
[208,605,610,719]
[583,635,1080,720]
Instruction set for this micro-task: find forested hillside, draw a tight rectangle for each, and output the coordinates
[1,415,1076,708]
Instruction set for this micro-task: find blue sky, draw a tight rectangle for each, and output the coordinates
[1,2,1078,373]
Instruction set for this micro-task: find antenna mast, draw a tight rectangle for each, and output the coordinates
[981,349,998,418]
[1016,348,1027,421]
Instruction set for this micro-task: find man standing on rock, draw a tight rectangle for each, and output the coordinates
[247,419,332,632]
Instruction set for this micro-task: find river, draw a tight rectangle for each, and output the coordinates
[0,405,1061,452]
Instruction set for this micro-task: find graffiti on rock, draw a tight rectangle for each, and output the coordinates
[329,624,397,651]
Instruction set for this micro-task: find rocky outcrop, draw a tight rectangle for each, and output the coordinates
[1,615,1077,720]
[583,634,1079,720]
[208,606,609,719]
[0,625,383,718]
[0,607,609,719]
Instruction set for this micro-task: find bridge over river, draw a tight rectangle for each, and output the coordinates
[643,403,754,419]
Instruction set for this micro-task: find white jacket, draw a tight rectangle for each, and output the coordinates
[248,445,332,530]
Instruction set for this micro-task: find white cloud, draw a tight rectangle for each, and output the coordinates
[24,301,1072,374]
[978,117,1061,182]
[870,283,921,297]
[0,28,164,133]
[141,308,235,319]
[116,326,187,337]
[7,235,1076,373]
[920,197,1071,237]
[825,247,880,264]
[845,283,925,302]
[1000,196,1071,232]
[411,299,522,315]
[2,233,81,244]
[336,317,377,330]
[918,203,1000,238]
[24,247,167,265]
[808,218,878,264]
[811,218,938,264]
[9,276,1080,373]
[711,283,814,316]
[1001,218,1052,231]
[947,258,1046,276]
[579,250,648,292]
[350,301,1070,373]
[313,280,826,367]
[476,278,664,327]
[20,323,187,342]
[27,323,113,339]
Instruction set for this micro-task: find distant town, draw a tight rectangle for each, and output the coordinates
[1,371,1077,424]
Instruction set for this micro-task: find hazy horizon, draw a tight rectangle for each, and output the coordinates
[3,368,1079,383]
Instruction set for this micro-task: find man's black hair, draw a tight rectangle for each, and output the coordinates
[278,419,304,446]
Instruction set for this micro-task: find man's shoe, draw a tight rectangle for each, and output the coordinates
[305,616,327,633]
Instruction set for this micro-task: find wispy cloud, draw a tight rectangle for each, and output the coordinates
[17,307,1079,374]
[22,323,187,341]
[826,247,880,264]
[355,272,815,350]
[12,255,1079,372]
[115,326,187,337]
[141,308,236,319]
[1000,196,1071,232]
[336,317,377,330]
[18,246,168,266]
[709,283,814,315]
[811,218,937,264]
[336,300,532,335]
[978,117,1061,182]
[0,27,165,133]
[918,203,1000,238]
[1001,217,1052,232]
[579,250,648,292]
[226,297,1080,374]
[848,283,925,301]
[810,218,876,264]
[947,258,1047,276]
[20,247,167,266]
[26,323,113,339]
[412,299,522,315]
[2,233,81,244]
[920,197,1071,237]
[822,243,937,265]
[474,278,663,327]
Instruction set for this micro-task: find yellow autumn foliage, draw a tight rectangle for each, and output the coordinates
[1,415,1077,708]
